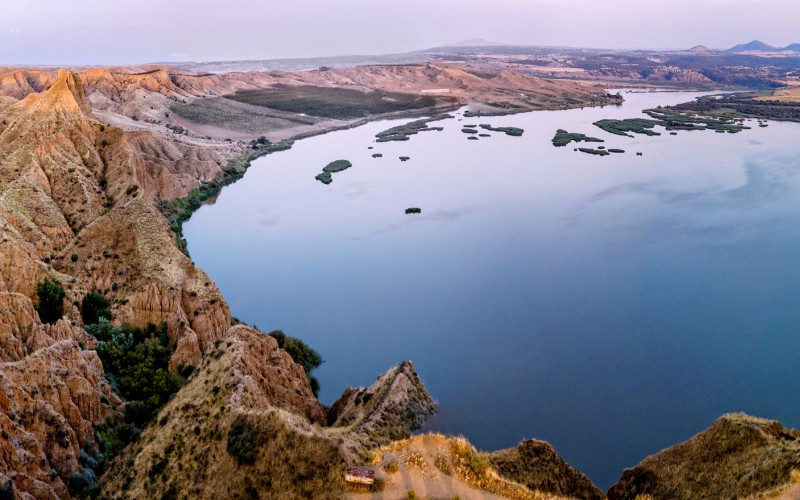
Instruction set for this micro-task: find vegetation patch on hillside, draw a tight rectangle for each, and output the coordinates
[227,84,457,120]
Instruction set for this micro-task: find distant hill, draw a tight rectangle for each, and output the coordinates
[781,43,800,52]
[445,38,506,47]
[727,40,777,52]
[687,45,713,53]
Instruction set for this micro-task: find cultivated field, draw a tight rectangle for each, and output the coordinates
[225,84,458,120]
[171,96,322,134]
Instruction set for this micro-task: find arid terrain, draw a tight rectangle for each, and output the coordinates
[1,47,800,499]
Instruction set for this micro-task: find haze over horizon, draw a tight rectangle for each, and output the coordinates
[1,0,800,66]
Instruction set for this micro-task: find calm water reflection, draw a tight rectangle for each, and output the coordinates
[184,91,800,488]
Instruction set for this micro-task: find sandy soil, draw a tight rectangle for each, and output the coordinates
[349,435,510,500]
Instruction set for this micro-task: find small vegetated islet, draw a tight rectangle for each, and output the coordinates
[578,147,610,156]
[551,129,604,147]
[315,159,352,185]
[375,114,452,142]
[478,124,524,136]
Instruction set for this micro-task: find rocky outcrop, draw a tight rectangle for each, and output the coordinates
[224,326,326,423]
[0,71,231,367]
[0,293,88,361]
[489,439,604,499]
[0,339,121,499]
[327,360,437,446]
[608,413,800,499]
[0,70,234,497]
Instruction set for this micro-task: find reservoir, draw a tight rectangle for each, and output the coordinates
[184,90,800,488]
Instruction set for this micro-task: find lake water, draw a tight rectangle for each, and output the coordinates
[184,91,800,489]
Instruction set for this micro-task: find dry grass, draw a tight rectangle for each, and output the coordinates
[489,439,604,499]
[99,338,347,499]
[609,413,800,500]
[359,434,569,500]
[755,81,800,103]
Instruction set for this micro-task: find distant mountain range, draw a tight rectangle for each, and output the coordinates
[444,38,507,47]
[726,40,800,52]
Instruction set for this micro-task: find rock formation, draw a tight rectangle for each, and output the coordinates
[327,360,437,445]
[0,71,232,498]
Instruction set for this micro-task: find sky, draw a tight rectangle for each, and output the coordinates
[1,0,799,66]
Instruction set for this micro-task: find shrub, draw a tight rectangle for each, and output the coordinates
[435,455,452,475]
[97,416,138,461]
[71,253,78,262]
[86,320,182,427]
[227,415,259,464]
[35,278,65,324]
[407,491,416,499]
[0,480,12,500]
[81,292,111,325]
[469,454,490,477]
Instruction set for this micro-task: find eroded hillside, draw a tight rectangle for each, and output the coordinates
[0,71,233,497]
[2,63,798,500]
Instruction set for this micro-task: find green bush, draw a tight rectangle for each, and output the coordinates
[70,253,78,262]
[81,292,111,325]
[227,415,259,464]
[470,454,490,477]
[35,278,65,324]
[86,319,183,428]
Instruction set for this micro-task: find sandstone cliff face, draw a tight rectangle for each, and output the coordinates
[0,339,120,499]
[0,71,232,364]
[608,413,800,499]
[0,71,233,498]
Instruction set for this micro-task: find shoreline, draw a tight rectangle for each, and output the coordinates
[160,93,625,254]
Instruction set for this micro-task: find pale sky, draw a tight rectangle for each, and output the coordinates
[1,0,799,66]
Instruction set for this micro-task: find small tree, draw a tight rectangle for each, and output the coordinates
[35,278,65,324]
[81,292,111,325]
